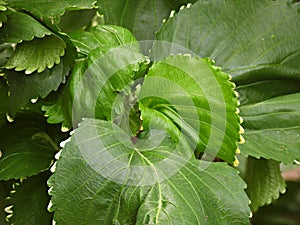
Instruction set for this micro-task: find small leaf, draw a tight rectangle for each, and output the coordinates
[0,112,62,180]
[5,35,66,74]
[5,36,75,116]
[49,118,251,224]
[7,172,52,225]
[0,11,52,44]
[245,157,286,212]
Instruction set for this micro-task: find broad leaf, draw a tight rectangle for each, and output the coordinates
[5,35,66,74]
[245,157,286,212]
[5,0,97,29]
[0,112,62,180]
[0,11,51,44]
[49,118,251,225]
[6,173,52,225]
[5,37,75,116]
[98,0,197,41]
[139,55,240,163]
[154,0,300,162]
[238,82,300,163]
[0,43,13,67]
[43,25,148,129]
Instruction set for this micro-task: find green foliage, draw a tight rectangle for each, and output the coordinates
[0,0,299,224]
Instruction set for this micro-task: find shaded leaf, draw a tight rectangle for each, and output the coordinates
[58,9,97,32]
[5,35,66,74]
[5,0,97,29]
[5,36,75,116]
[0,112,62,180]
[98,0,197,41]
[0,77,8,128]
[49,118,251,224]
[245,157,286,212]
[7,173,52,225]
[0,11,51,44]
[0,180,13,225]
[251,181,300,225]
[139,55,240,163]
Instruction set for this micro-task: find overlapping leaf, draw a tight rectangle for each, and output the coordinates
[154,0,300,162]
[5,35,66,74]
[139,55,240,163]
[0,180,12,225]
[49,118,250,225]
[6,173,52,225]
[4,0,97,29]
[0,11,52,44]
[238,81,300,163]
[5,37,75,116]
[42,25,148,129]
[98,0,197,41]
[245,157,286,212]
[0,112,62,180]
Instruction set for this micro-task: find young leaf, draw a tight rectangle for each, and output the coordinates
[0,11,52,44]
[49,118,251,224]
[5,35,66,74]
[245,157,286,212]
[6,173,52,225]
[0,112,62,180]
[98,0,197,41]
[139,55,240,163]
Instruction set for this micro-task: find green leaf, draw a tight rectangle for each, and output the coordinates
[5,36,75,116]
[42,60,86,130]
[154,0,300,163]
[68,25,139,55]
[245,157,286,212]
[0,11,52,44]
[0,112,62,180]
[49,118,251,224]
[5,35,66,74]
[6,173,52,225]
[0,77,8,128]
[58,9,97,32]
[5,0,97,29]
[43,25,148,129]
[98,0,197,41]
[238,83,300,163]
[139,55,240,163]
